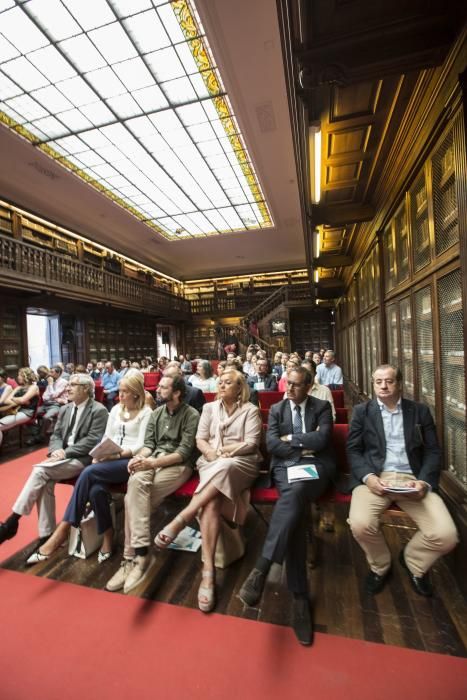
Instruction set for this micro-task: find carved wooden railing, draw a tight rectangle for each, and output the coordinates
[190,282,312,316]
[0,234,190,318]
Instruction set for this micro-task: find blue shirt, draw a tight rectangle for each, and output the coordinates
[316,362,343,386]
[103,371,119,394]
[378,398,412,475]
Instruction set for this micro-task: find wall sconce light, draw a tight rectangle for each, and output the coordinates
[314,269,319,284]
[309,124,321,204]
[313,229,320,258]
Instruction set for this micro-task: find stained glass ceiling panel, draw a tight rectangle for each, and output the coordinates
[0,0,273,239]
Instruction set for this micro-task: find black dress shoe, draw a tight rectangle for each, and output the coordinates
[399,549,433,597]
[0,518,18,544]
[365,568,391,594]
[292,597,314,646]
[238,568,266,606]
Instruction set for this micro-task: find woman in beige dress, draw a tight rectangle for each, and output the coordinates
[154,369,262,612]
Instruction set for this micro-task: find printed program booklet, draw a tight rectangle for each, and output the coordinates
[89,436,122,460]
[287,464,319,483]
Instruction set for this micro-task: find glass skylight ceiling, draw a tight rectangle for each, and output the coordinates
[0,0,273,239]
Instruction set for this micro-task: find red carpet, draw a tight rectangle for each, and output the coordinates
[0,448,71,561]
[0,569,466,700]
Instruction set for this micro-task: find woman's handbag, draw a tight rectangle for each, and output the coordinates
[68,501,115,559]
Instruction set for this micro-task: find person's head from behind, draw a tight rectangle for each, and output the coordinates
[36,365,49,379]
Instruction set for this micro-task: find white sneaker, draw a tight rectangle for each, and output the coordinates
[105,559,133,592]
[123,554,156,594]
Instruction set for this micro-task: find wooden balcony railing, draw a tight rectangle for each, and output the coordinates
[189,283,312,316]
[0,233,190,318]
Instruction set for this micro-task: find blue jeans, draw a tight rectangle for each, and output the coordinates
[63,460,129,534]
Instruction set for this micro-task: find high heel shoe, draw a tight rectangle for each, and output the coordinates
[198,570,216,613]
[26,550,50,565]
[154,514,186,550]
[97,550,113,564]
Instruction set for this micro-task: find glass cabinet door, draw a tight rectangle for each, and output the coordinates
[432,130,458,255]
[438,269,466,486]
[386,304,399,368]
[399,297,414,398]
[415,286,435,411]
[410,172,431,272]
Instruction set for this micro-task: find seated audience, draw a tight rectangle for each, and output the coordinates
[62,363,75,381]
[248,358,278,391]
[312,352,321,366]
[302,360,336,421]
[188,360,217,392]
[278,359,300,393]
[179,354,192,376]
[105,373,199,594]
[154,369,262,613]
[164,364,206,412]
[27,373,152,564]
[102,361,119,410]
[0,368,40,447]
[29,365,68,444]
[36,365,50,388]
[223,330,239,357]
[0,368,13,406]
[0,374,108,545]
[242,350,256,377]
[272,351,283,379]
[315,350,343,389]
[239,366,335,646]
[347,364,458,597]
[118,359,130,381]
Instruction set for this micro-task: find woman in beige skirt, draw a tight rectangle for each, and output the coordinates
[155,369,262,612]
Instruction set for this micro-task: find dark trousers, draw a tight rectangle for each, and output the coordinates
[63,460,129,534]
[262,463,331,594]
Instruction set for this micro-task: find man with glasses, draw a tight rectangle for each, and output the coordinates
[239,366,335,646]
[0,374,108,547]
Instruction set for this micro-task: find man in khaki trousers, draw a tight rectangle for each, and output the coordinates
[105,374,199,595]
[347,364,458,596]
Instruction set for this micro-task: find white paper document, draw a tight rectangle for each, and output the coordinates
[89,436,122,460]
[287,464,319,483]
[383,485,419,494]
[33,458,71,468]
[167,526,202,552]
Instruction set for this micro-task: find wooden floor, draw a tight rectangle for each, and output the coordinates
[1,434,466,659]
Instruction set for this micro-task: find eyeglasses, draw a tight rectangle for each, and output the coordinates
[286,380,306,388]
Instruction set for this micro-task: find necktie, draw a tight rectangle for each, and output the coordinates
[64,406,78,447]
[284,405,302,467]
[293,405,302,433]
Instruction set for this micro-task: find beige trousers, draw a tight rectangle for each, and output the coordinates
[348,471,458,577]
[123,464,192,557]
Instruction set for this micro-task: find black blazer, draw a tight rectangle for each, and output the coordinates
[247,374,278,391]
[266,396,335,476]
[48,400,108,466]
[347,398,442,490]
[185,385,206,413]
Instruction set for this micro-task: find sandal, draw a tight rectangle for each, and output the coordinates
[98,550,113,564]
[154,514,187,550]
[198,570,216,613]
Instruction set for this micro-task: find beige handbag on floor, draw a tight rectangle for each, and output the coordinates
[202,519,245,569]
[68,501,116,559]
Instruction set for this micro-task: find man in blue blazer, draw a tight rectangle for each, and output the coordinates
[239,366,335,645]
[347,364,458,596]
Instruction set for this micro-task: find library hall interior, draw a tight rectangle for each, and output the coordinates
[1,1,467,698]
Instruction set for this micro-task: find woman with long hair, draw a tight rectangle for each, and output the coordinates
[154,369,262,612]
[27,373,152,564]
[0,367,39,447]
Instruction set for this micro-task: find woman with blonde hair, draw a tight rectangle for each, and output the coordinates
[154,369,262,612]
[0,367,39,447]
[27,373,152,564]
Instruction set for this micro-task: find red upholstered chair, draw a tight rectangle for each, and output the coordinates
[331,389,345,408]
[260,408,269,426]
[259,391,283,410]
[94,385,105,403]
[203,392,217,403]
[335,407,348,424]
[144,371,161,392]
[174,474,199,497]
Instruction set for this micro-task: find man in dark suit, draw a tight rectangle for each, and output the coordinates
[247,358,278,392]
[347,364,458,596]
[0,373,108,545]
[239,366,335,645]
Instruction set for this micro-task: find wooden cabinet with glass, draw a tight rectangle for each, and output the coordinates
[438,269,466,486]
[399,297,414,399]
[409,172,431,272]
[0,306,22,375]
[414,286,436,412]
[432,129,459,256]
